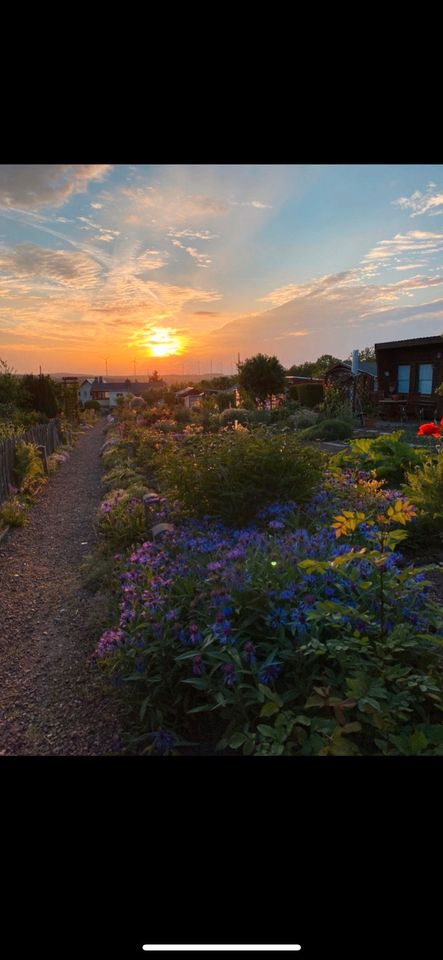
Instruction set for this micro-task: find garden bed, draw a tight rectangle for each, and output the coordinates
[87,406,443,756]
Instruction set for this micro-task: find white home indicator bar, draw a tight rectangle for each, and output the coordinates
[142,947,301,953]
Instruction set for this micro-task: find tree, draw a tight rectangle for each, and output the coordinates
[286,354,343,378]
[345,346,376,363]
[22,373,59,418]
[238,353,286,408]
[286,360,317,378]
[0,358,26,407]
[312,354,342,377]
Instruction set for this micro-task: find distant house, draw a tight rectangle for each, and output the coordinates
[79,378,94,405]
[375,335,443,419]
[175,386,204,410]
[324,360,377,388]
[90,377,148,409]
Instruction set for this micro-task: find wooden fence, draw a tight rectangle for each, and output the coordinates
[0,419,60,506]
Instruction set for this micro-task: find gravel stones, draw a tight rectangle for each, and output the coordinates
[0,422,123,755]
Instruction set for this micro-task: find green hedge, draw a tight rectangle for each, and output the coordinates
[294,383,324,408]
[300,419,352,441]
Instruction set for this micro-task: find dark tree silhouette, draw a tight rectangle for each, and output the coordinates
[238,353,286,408]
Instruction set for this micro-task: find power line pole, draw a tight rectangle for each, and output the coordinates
[132,358,137,381]
[103,357,109,377]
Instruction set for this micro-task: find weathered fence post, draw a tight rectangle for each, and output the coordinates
[36,444,49,474]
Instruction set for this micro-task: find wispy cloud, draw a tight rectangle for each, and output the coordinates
[168,228,218,241]
[0,165,112,210]
[77,216,120,241]
[392,184,443,217]
[171,237,212,267]
[395,262,427,270]
[362,230,443,264]
[229,200,272,209]
[121,185,229,223]
[0,243,102,288]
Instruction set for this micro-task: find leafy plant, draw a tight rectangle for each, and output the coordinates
[218,407,250,427]
[14,442,45,493]
[289,408,318,430]
[300,419,352,441]
[330,431,428,486]
[0,422,26,440]
[156,430,324,525]
[318,384,354,423]
[403,454,443,543]
[0,495,29,527]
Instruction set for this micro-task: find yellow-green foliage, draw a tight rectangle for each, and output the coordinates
[14,442,45,493]
[404,455,443,528]
[0,496,29,527]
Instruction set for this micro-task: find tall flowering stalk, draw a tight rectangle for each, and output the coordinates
[330,498,416,641]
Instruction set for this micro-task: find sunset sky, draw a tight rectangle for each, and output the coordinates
[1,163,443,375]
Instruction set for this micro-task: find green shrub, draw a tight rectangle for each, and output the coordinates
[14,442,45,493]
[98,489,147,551]
[157,430,324,525]
[294,382,324,408]
[403,454,443,543]
[300,419,352,441]
[172,405,191,425]
[267,403,300,424]
[0,421,26,440]
[330,431,428,487]
[317,383,352,421]
[83,399,101,412]
[101,443,134,471]
[102,465,145,490]
[289,408,318,430]
[0,495,29,527]
[219,407,250,427]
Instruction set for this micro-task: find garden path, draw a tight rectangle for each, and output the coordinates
[0,421,123,755]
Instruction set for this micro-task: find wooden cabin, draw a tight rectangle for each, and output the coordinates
[323,361,376,414]
[375,335,443,421]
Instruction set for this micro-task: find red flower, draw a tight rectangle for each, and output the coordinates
[417,422,442,437]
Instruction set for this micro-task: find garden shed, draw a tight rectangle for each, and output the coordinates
[375,335,443,420]
[323,360,376,414]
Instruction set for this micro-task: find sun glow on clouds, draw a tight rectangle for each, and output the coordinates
[136,326,185,358]
[3,164,443,373]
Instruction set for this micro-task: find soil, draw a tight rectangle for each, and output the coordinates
[0,421,124,755]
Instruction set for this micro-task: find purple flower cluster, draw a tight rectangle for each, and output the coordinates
[95,480,434,701]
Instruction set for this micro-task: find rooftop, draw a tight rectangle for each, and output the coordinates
[375,335,443,350]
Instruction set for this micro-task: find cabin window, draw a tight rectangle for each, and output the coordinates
[397,365,410,394]
[418,364,433,395]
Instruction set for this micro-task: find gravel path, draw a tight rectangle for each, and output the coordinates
[0,422,123,755]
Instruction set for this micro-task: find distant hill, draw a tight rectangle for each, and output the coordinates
[50,372,225,384]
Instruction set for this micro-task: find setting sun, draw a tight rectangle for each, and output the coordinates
[145,327,184,358]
